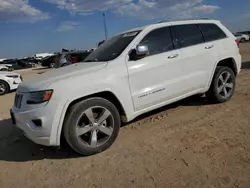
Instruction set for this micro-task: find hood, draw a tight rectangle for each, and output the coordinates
[0,64,12,67]
[0,71,19,76]
[18,62,107,92]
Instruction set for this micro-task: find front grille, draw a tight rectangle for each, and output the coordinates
[14,94,23,109]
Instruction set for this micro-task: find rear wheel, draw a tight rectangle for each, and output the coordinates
[49,62,55,68]
[63,98,121,156]
[0,80,9,95]
[240,38,246,43]
[206,66,236,103]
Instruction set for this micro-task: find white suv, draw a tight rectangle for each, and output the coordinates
[11,20,241,155]
[234,33,250,43]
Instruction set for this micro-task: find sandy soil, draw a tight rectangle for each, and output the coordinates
[0,43,250,188]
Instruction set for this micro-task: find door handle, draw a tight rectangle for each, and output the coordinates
[205,45,214,49]
[168,54,179,59]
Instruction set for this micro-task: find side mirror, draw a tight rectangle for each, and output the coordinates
[136,45,149,56]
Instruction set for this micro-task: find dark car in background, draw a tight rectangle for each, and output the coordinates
[21,57,40,64]
[55,50,93,68]
[0,59,34,70]
[41,54,60,68]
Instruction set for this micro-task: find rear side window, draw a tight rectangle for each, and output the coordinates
[170,24,204,48]
[198,24,227,42]
[139,27,174,56]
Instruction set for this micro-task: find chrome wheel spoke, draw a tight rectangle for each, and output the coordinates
[85,108,95,124]
[218,85,224,93]
[225,83,233,89]
[76,125,92,136]
[223,87,228,97]
[0,84,5,93]
[98,126,113,136]
[97,109,111,124]
[90,130,98,147]
[219,75,224,84]
[224,72,231,83]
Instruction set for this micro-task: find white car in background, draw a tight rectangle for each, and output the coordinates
[234,33,250,43]
[0,65,10,71]
[0,72,22,95]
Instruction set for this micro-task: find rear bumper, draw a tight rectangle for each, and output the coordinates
[236,54,242,74]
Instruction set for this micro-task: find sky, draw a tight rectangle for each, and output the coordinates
[0,0,249,58]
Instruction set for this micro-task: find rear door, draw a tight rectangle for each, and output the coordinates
[170,24,218,92]
[198,23,228,86]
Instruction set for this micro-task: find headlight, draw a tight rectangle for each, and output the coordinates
[27,90,53,104]
[6,75,19,78]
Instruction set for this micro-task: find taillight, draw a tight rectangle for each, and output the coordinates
[55,58,60,63]
[72,56,78,64]
[235,39,239,48]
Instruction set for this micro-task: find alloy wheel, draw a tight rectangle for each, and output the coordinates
[76,106,114,148]
[0,83,6,95]
[217,71,234,98]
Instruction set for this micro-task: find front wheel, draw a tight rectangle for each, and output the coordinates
[63,98,121,156]
[0,81,9,95]
[206,66,236,103]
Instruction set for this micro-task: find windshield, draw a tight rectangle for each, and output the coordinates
[84,30,141,62]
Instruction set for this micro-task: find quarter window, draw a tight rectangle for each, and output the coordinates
[199,24,227,42]
[170,24,204,48]
[139,27,174,56]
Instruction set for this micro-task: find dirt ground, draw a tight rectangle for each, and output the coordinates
[0,43,250,188]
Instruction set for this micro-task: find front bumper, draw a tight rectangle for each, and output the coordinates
[10,89,63,146]
[10,108,53,146]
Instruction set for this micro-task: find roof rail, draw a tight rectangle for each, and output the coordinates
[157,18,212,23]
[157,20,168,23]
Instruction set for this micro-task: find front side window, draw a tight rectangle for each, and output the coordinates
[139,27,174,56]
[84,30,141,62]
[171,24,204,48]
[199,24,227,42]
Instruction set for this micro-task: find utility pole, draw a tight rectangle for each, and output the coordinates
[103,12,108,40]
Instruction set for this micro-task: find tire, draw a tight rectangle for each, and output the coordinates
[63,97,121,156]
[0,80,9,96]
[49,62,55,68]
[206,66,236,103]
[240,38,246,43]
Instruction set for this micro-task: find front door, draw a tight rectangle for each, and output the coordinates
[127,26,183,111]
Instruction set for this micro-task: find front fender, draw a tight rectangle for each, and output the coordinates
[50,85,133,146]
